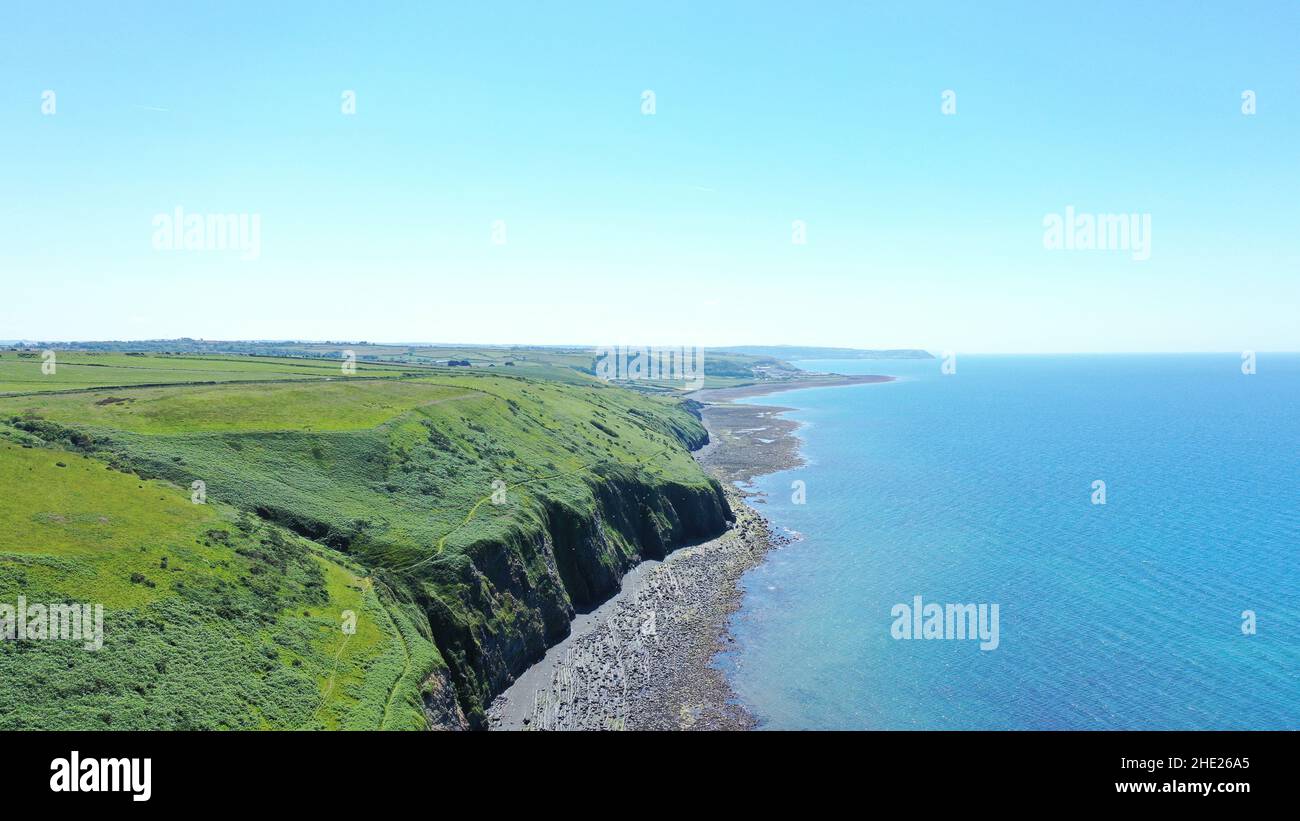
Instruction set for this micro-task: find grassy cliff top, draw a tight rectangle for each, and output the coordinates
[0,351,723,727]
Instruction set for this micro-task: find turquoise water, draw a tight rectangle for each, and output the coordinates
[720,355,1300,729]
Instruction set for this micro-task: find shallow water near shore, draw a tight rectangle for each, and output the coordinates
[719,354,1300,729]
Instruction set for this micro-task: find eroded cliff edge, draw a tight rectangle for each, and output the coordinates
[406,463,731,728]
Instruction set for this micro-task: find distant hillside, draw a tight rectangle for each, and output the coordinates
[712,346,933,360]
[9,340,799,391]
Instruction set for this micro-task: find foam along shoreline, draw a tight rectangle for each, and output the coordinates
[486,374,893,730]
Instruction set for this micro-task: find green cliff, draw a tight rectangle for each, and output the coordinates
[0,356,730,728]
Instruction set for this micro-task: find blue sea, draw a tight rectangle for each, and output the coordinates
[719,355,1300,729]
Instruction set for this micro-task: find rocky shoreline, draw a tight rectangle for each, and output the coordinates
[485,481,789,730]
[486,375,891,731]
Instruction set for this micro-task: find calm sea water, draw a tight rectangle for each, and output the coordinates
[719,355,1300,729]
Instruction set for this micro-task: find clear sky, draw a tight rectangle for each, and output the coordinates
[3,1,1297,352]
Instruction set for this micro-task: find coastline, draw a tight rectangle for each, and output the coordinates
[690,374,897,493]
[691,373,894,403]
[486,374,892,730]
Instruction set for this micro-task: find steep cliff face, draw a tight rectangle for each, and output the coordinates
[422,666,470,730]
[411,469,731,727]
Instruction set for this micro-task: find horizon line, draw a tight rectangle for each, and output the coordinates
[3,339,1298,356]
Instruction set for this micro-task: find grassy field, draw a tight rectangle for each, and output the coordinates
[0,351,417,394]
[1,371,709,561]
[6,379,481,433]
[0,440,434,729]
[0,348,731,728]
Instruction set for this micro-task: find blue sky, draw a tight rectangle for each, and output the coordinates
[3,1,1297,351]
